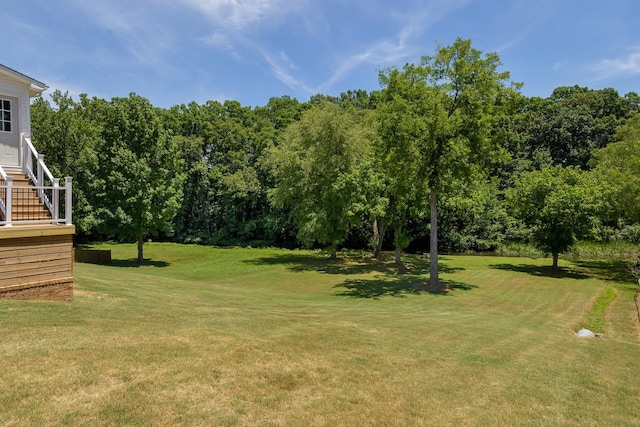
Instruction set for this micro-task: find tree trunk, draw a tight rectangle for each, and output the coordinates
[552,252,559,269]
[394,225,403,267]
[137,235,144,265]
[373,218,380,258]
[430,189,439,287]
[373,218,386,258]
[330,245,337,260]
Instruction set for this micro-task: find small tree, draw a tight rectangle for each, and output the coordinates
[507,166,598,268]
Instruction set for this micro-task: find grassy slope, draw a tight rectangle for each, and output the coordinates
[1,243,639,426]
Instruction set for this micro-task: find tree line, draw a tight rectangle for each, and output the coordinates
[30,39,640,275]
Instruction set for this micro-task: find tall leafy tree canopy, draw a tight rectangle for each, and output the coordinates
[266,102,372,257]
[26,38,640,266]
[591,113,640,223]
[30,92,105,235]
[93,93,185,263]
[378,38,516,283]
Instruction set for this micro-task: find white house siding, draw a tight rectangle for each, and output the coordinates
[0,74,31,137]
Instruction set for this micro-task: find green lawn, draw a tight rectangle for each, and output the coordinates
[1,243,639,426]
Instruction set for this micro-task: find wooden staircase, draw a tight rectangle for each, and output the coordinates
[0,169,51,224]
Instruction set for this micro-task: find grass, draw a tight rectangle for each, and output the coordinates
[586,287,618,333]
[499,239,640,261]
[1,242,639,426]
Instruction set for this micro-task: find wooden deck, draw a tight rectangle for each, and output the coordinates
[0,225,75,301]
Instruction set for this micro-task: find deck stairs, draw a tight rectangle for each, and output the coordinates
[0,168,52,224]
[0,134,72,227]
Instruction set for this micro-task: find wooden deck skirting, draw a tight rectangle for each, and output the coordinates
[0,225,75,301]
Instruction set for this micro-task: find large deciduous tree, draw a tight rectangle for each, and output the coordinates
[498,87,640,174]
[378,38,515,284]
[533,86,639,168]
[590,111,640,273]
[376,65,437,266]
[266,102,371,258]
[94,93,184,263]
[30,91,101,236]
[591,113,640,224]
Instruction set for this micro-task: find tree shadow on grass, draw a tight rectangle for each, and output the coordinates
[334,278,477,299]
[109,258,170,268]
[489,263,589,280]
[245,253,396,275]
[572,260,638,289]
[244,253,464,276]
[246,253,471,298]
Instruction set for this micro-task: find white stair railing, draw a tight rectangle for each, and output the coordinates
[0,166,11,225]
[0,134,73,226]
[23,134,56,212]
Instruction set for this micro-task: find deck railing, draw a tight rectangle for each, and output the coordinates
[23,135,55,209]
[0,166,9,222]
[0,135,72,226]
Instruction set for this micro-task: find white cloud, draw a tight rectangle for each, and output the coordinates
[553,61,568,71]
[202,33,242,59]
[591,50,640,78]
[493,0,559,54]
[182,0,310,94]
[203,33,231,49]
[279,52,299,71]
[398,0,472,44]
[319,0,472,93]
[180,0,475,98]
[318,41,405,93]
[495,34,527,54]
[260,48,316,96]
[182,0,302,31]
[69,0,177,67]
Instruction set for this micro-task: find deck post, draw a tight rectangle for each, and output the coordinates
[53,178,60,225]
[65,177,72,225]
[37,154,44,188]
[5,176,12,226]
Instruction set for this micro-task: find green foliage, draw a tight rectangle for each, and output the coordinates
[266,103,372,255]
[377,38,516,273]
[30,91,101,235]
[420,38,515,187]
[630,252,640,284]
[570,240,639,261]
[507,166,599,266]
[27,41,640,256]
[163,97,303,246]
[438,179,512,252]
[499,86,638,173]
[171,134,211,242]
[591,113,640,223]
[92,94,185,260]
[615,223,640,244]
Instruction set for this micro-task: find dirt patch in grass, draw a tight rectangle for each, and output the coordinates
[73,289,125,302]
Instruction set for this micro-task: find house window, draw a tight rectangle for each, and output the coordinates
[0,98,12,132]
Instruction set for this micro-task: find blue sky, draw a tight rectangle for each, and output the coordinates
[3,0,639,108]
